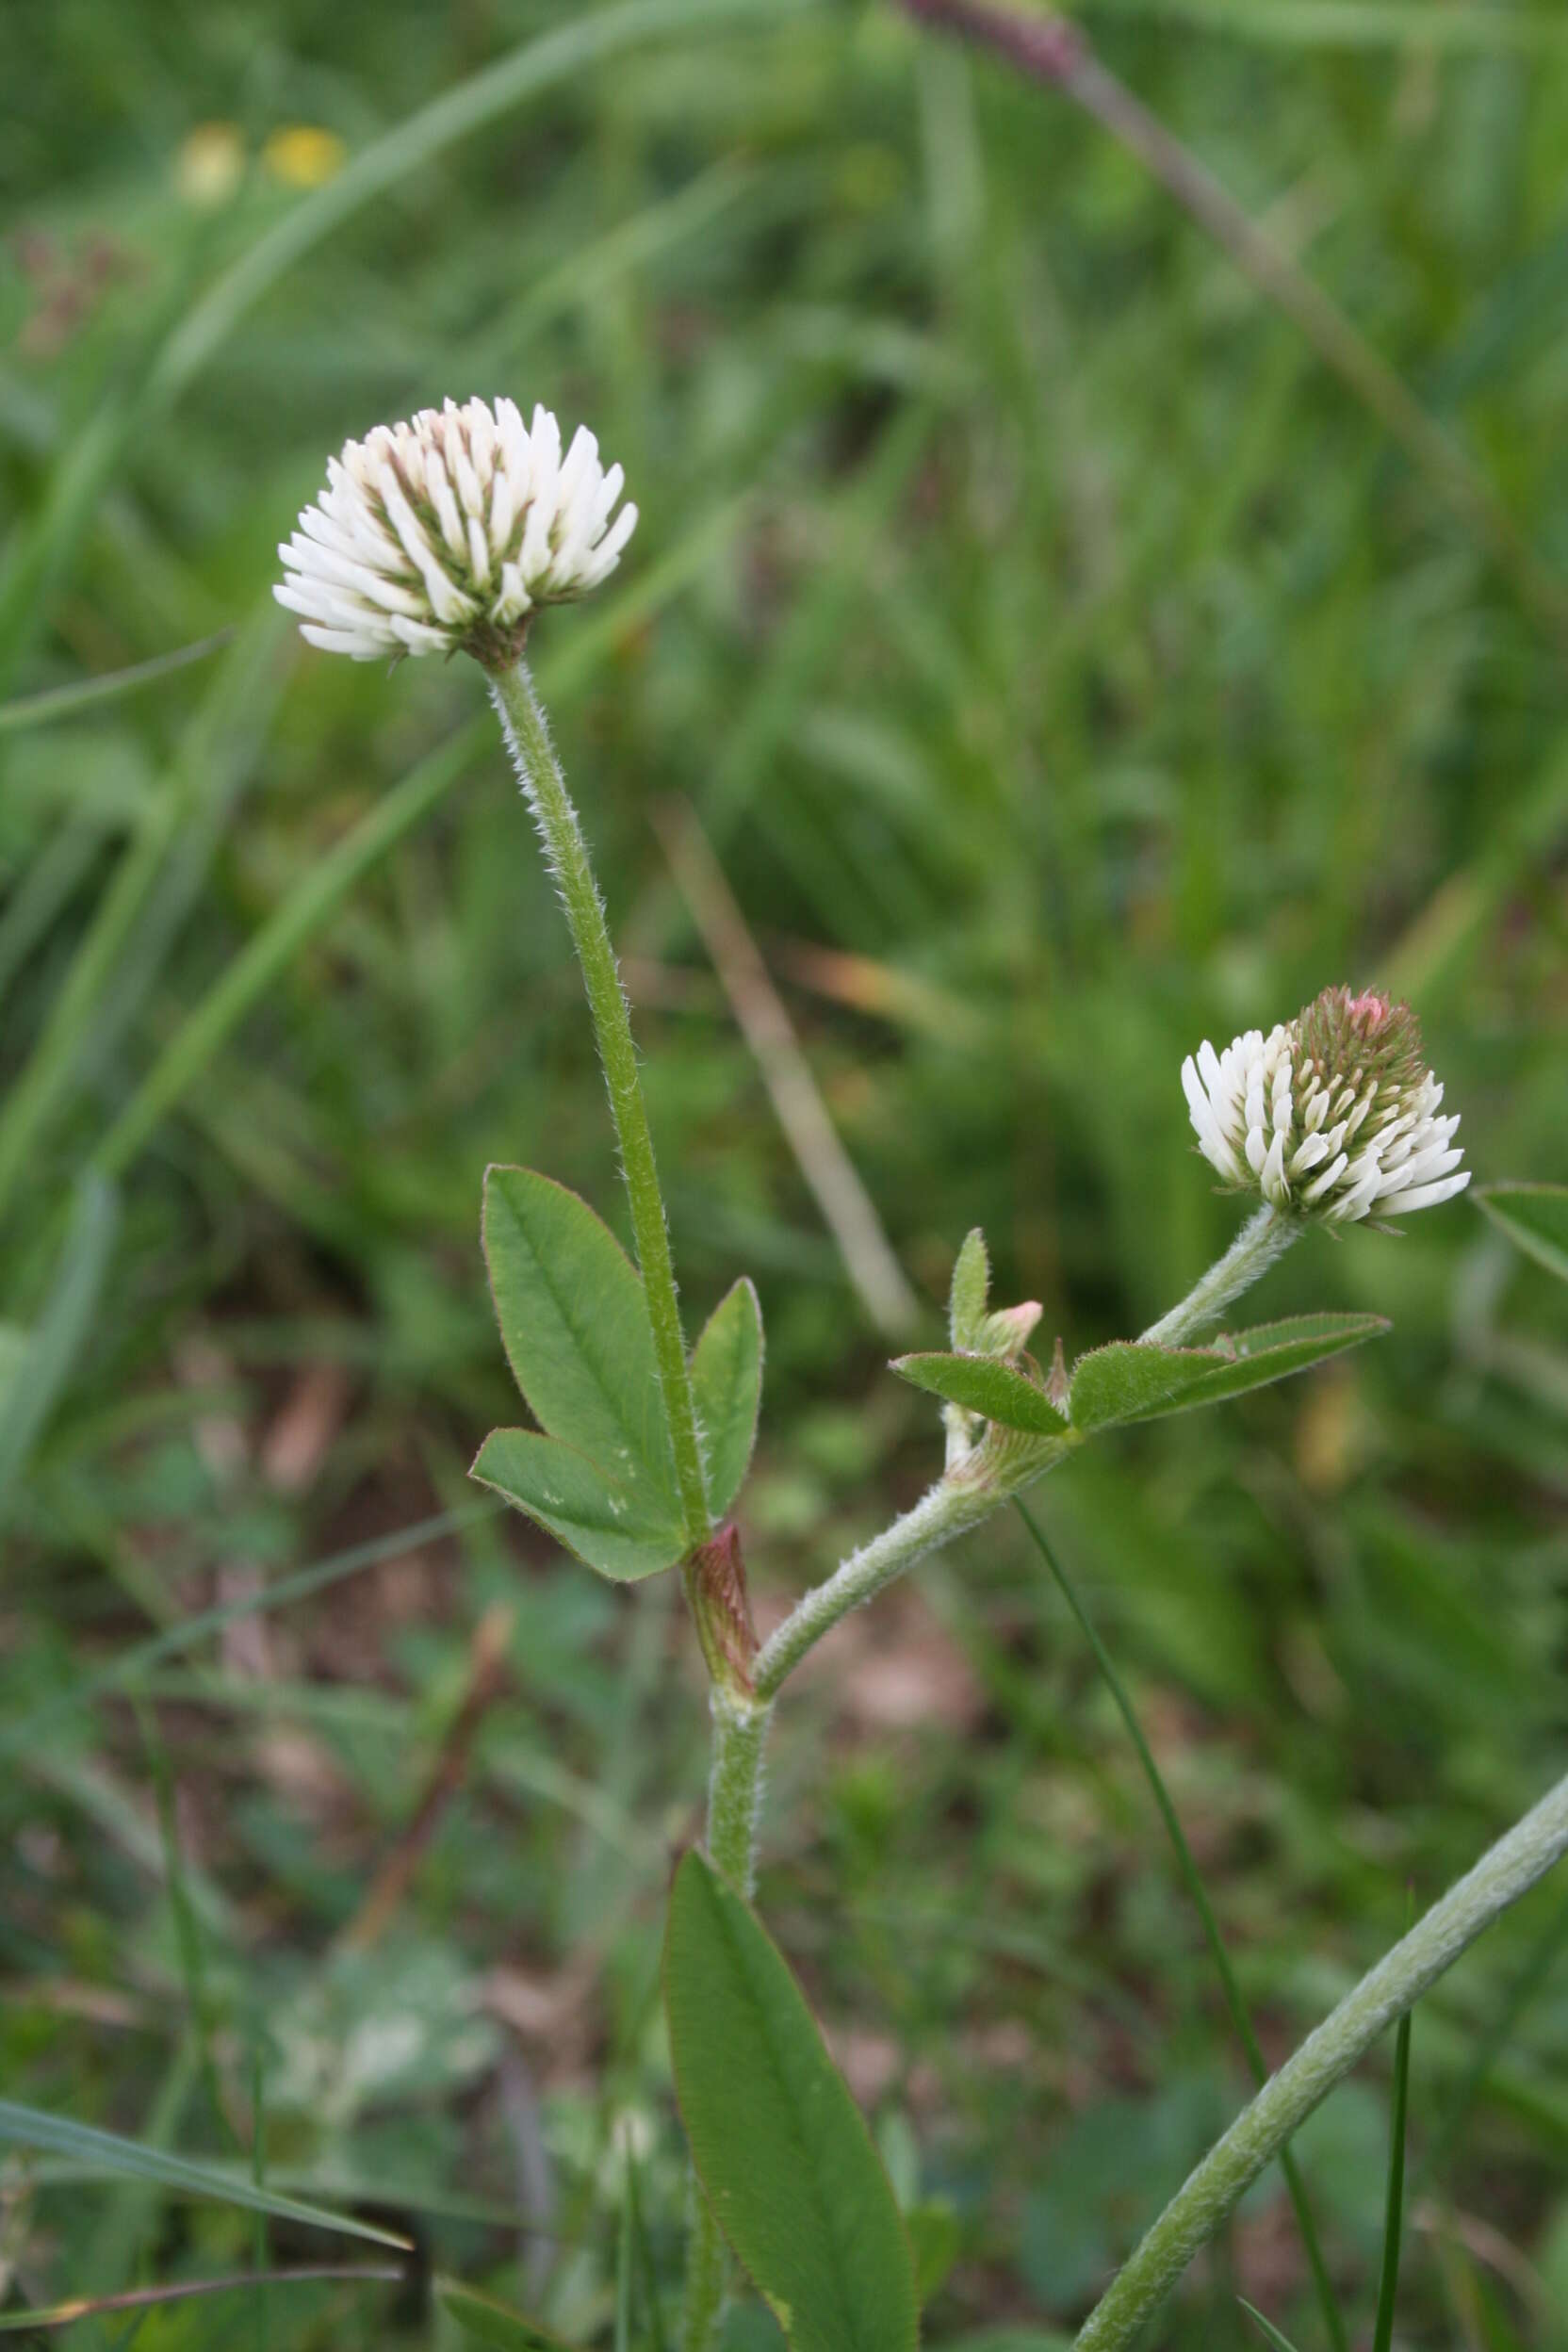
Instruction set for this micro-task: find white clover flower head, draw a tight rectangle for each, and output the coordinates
[1182,986,1470,1226]
[274,397,637,666]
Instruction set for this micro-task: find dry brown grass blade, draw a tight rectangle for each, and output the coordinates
[651,795,923,1340]
[0,2266,404,2332]
[339,1605,514,1952]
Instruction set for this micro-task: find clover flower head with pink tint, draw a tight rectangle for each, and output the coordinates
[1180,986,1470,1226]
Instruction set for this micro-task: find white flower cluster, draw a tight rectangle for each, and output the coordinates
[1182,987,1469,1224]
[275,397,637,663]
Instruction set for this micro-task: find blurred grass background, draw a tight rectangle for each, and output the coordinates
[2,0,1566,2344]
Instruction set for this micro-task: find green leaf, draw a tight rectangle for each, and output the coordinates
[1476,1183,1568,1284]
[1069,1313,1389,1432]
[691,1277,763,1519]
[949,1228,989,1349]
[0,2099,409,2250]
[469,1429,684,1582]
[482,1165,677,1505]
[436,2277,580,2349]
[891,1350,1070,1437]
[664,1851,918,2352]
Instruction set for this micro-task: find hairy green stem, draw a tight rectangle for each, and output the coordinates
[681,1692,775,2349]
[489,659,711,1551]
[754,1465,1029,1703]
[1138,1203,1297,1348]
[1073,1771,1568,2352]
[1015,1502,1346,2352]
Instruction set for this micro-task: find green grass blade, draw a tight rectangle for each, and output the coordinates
[0,818,106,1006]
[1238,2302,1305,2352]
[435,2278,580,2348]
[0,1171,119,1518]
[150,0,818,416]
[1013,1501,1348,2352]
[0,2101,411,2249]
[92,719,484,1179]
[0,631,233,734]
[1476,1184,1568,1285]
[1413,1883,1568,2198]
[0,608,284,1224]
[1370,2005,1413,2352]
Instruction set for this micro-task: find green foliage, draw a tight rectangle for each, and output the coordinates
[477,1164,685,1575]
[5,0,1568,2338]
[1068,1315,1389,1431]
[664,1851,919,2352]
[691,1276,765,1518]
[891,1349,1070,1435]
[1477,1184,1568,1284]
[0,2099,409,2248]
[0,1171,119,1516]
[436,2278,581,2349]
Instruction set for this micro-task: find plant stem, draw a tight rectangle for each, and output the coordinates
[752,1200,1300,1706]
[1073,1771,1568,2352]
[754,1464,1035,1703]
[1014,1501,1346,2352]
[706,1691,774,1895]
[680,1691,776,2350]
[1138,1204,1297,1348]
[489,658,711,1552]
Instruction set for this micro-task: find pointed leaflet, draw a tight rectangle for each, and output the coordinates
[690,1278,763,1520]
[1476,1183,1568,1285]
[470,1429,684,1583]
[949,1228,989,1349]
[665,1851,918,2352]
[892,1350,1070,1437]
[481,1166,678,1509]
[1070,1313,1388,1432]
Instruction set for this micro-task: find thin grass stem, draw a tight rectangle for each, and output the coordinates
[1014,1500,1347,2352]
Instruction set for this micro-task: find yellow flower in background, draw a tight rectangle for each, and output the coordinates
[263,125,347,189]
